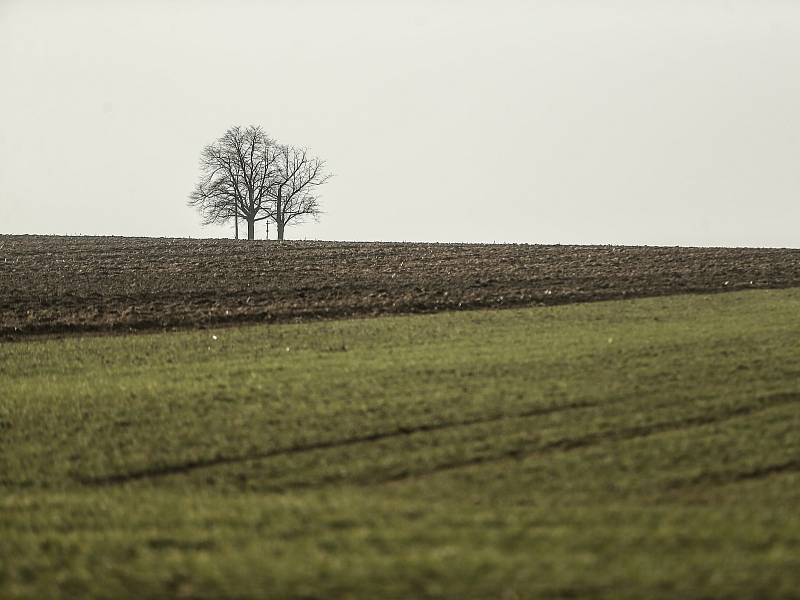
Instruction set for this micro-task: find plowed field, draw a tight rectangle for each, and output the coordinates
[2,234,799,338]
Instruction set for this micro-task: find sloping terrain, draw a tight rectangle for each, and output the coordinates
[2,290,800,598]
[2,235,800,337]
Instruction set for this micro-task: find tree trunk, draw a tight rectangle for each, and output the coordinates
[276,194,284,241]
[234,214,239,240]
[247,219,255,241]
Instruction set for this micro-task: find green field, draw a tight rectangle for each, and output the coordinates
[2,289,800,599]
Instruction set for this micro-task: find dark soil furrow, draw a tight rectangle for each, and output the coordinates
[74,400,595,486]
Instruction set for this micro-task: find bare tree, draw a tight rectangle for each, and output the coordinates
[189,126,278,240]
[266,145,331,241]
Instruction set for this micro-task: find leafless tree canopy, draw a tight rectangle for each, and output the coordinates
[189,125,330,240]
[267,145,331,241]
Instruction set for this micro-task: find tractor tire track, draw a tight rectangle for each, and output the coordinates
[376,391,800,486]
[76,393,798,490]
[75,400,596,486]
[665,458,800,491]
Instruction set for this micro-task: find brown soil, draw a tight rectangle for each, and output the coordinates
[1,235,799,340]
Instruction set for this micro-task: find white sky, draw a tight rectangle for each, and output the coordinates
[1,0,798,246]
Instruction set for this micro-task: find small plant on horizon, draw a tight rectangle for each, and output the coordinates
[188,125,331,240]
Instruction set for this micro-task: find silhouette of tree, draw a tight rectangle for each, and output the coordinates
[189,126,278,240]
[189,126,331,240]
[266,145,331,241]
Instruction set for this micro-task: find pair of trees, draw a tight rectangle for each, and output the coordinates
[189,126,330,240]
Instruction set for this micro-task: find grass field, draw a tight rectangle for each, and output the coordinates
[2,289,800,598]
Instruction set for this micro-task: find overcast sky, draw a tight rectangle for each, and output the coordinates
[1,0,798,246]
